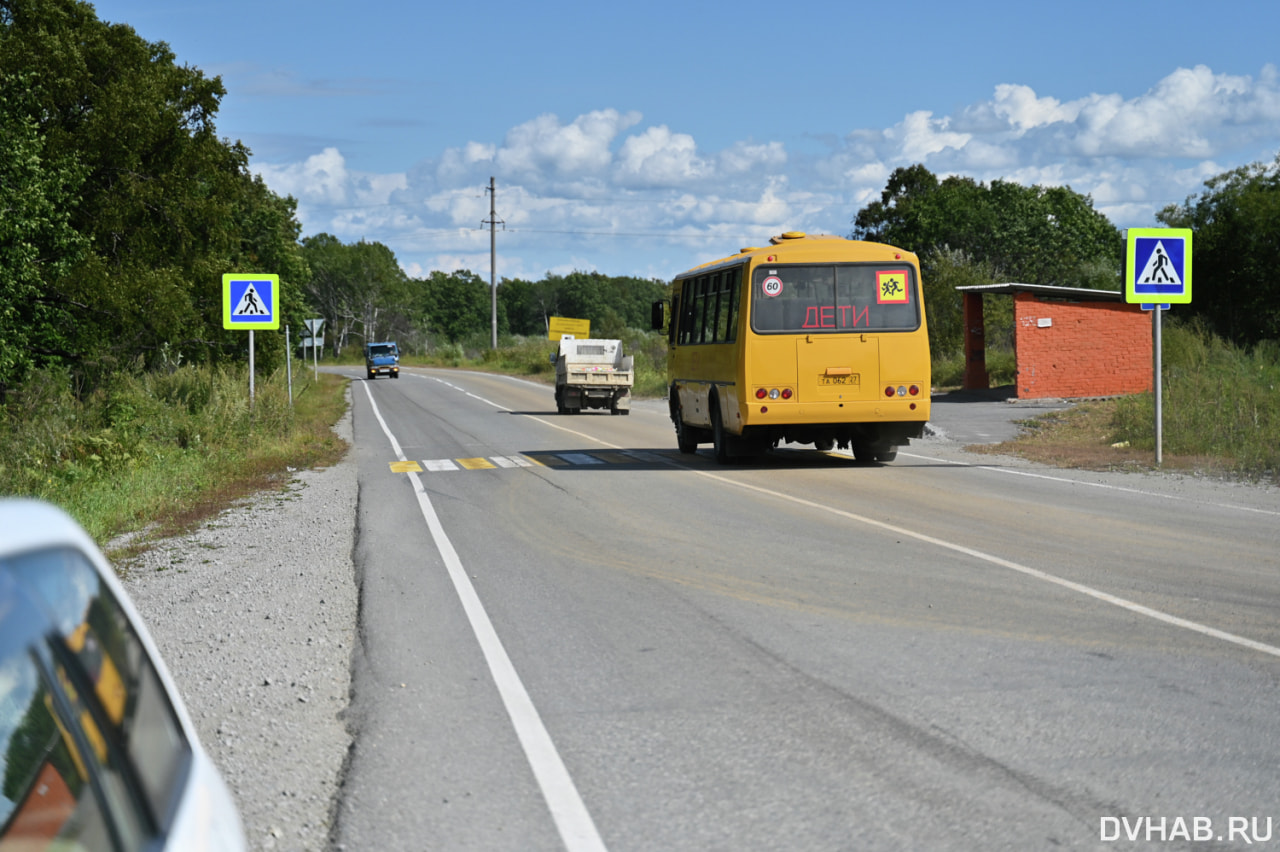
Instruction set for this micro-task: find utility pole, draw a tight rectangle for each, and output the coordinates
[483,177,505,350]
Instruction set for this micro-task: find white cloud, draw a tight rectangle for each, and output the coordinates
[256,146,351,205]
[889,111,972,161]
[991,84,1085,133]
[252,64,1280,278]
[615,125,707,186]
[494,109,641,177]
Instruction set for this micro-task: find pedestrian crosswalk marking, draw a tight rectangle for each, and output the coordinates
[558,452,603,465]
[388,450,651,474]
[592,451,636,465]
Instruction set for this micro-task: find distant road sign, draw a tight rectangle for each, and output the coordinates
[548,316,590,340]
[1126,229,1192,304]
[223,274,280,329]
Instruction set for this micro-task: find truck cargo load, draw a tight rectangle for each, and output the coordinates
[553,338,633,415]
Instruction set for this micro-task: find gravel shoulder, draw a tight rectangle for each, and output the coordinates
[121,392,358,852]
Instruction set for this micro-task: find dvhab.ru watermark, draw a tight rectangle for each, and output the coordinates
[1101,816,1274,844]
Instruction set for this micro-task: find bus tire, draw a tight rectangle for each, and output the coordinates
[674,402,698,454]
[854,441,897,463]
[815,438,835,452]
[711,398,736,465]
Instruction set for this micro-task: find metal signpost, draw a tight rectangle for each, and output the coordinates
[223,274,281,405]
[304,318,325,381]
[1123,229,1192,466]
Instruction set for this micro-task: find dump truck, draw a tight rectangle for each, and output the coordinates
[553,338,633,415]
[364,341,400,379]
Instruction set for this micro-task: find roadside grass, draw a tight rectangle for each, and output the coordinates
[974,322,1280,482]
[0,364,349,554]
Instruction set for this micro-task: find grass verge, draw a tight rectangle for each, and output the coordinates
[1,365,350,557]
[971,323,1279,482]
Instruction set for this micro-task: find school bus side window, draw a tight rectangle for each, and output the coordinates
[722,268,740,343]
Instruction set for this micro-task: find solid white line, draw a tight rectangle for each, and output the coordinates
[692,467,1280,660]
[360,382,607,851]
[900,450,1280,517]
[415,375,1280,659]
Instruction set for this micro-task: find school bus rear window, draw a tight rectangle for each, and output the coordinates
[751,264,920,333]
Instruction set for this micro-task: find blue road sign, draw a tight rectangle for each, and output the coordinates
[1125,229,1192,304]
[223,274,280,330]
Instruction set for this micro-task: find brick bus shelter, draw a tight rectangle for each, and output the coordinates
[956,284,1153,400]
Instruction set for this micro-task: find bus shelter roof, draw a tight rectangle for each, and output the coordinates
[955,283,1125,302]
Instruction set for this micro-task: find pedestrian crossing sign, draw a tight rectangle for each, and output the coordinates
[1125,229,1192,304]
[223,274,280,329]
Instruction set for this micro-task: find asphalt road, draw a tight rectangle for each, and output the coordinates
[332,368,1280,851]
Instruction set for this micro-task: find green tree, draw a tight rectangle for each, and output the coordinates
[0,73,87,394]
[852,165,1122,288]
[418,269,502,344]
[853,165,1123,364]
[500,271,668,338]
[1158,154,1280,347]
[0,0,307,384]
[500,276,559,337]
[301,235,409,354]
[919,247,999,357]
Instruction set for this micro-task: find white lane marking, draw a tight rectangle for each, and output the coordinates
[361,382,607,852]
[899,450,1280,518]
[415,376,1280,659]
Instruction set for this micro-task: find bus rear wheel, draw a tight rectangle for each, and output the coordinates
[711,399,737,465]
[854,442,897,463]
[674,403,698,454]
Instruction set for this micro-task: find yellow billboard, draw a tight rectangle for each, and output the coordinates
[548,316,591,340]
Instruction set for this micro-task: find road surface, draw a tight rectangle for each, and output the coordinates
[332,368,1280,851]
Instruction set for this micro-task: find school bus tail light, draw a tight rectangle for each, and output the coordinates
[885,384,920,398]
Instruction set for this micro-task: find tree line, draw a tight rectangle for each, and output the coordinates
[851,160,1280,357]
[2,0,1276,405]
[299,233,667,356]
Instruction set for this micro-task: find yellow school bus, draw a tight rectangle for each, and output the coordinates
[653,232,930,463]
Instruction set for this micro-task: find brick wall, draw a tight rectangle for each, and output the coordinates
[1013,292,1152,399]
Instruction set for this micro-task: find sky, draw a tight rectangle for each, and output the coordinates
[90,0,1280,283]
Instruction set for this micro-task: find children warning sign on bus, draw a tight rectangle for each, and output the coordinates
[877,270,910,304]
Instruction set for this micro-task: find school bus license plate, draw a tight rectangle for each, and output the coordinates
[819,374,859,386]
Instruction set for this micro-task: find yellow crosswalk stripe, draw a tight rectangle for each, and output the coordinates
[391,450,670,473]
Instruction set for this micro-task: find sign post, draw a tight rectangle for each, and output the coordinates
[1124,229,1192,466]
[223,274,280,406]
[304,318,325,381]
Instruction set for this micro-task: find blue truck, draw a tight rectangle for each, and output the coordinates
[364,341,400,380]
